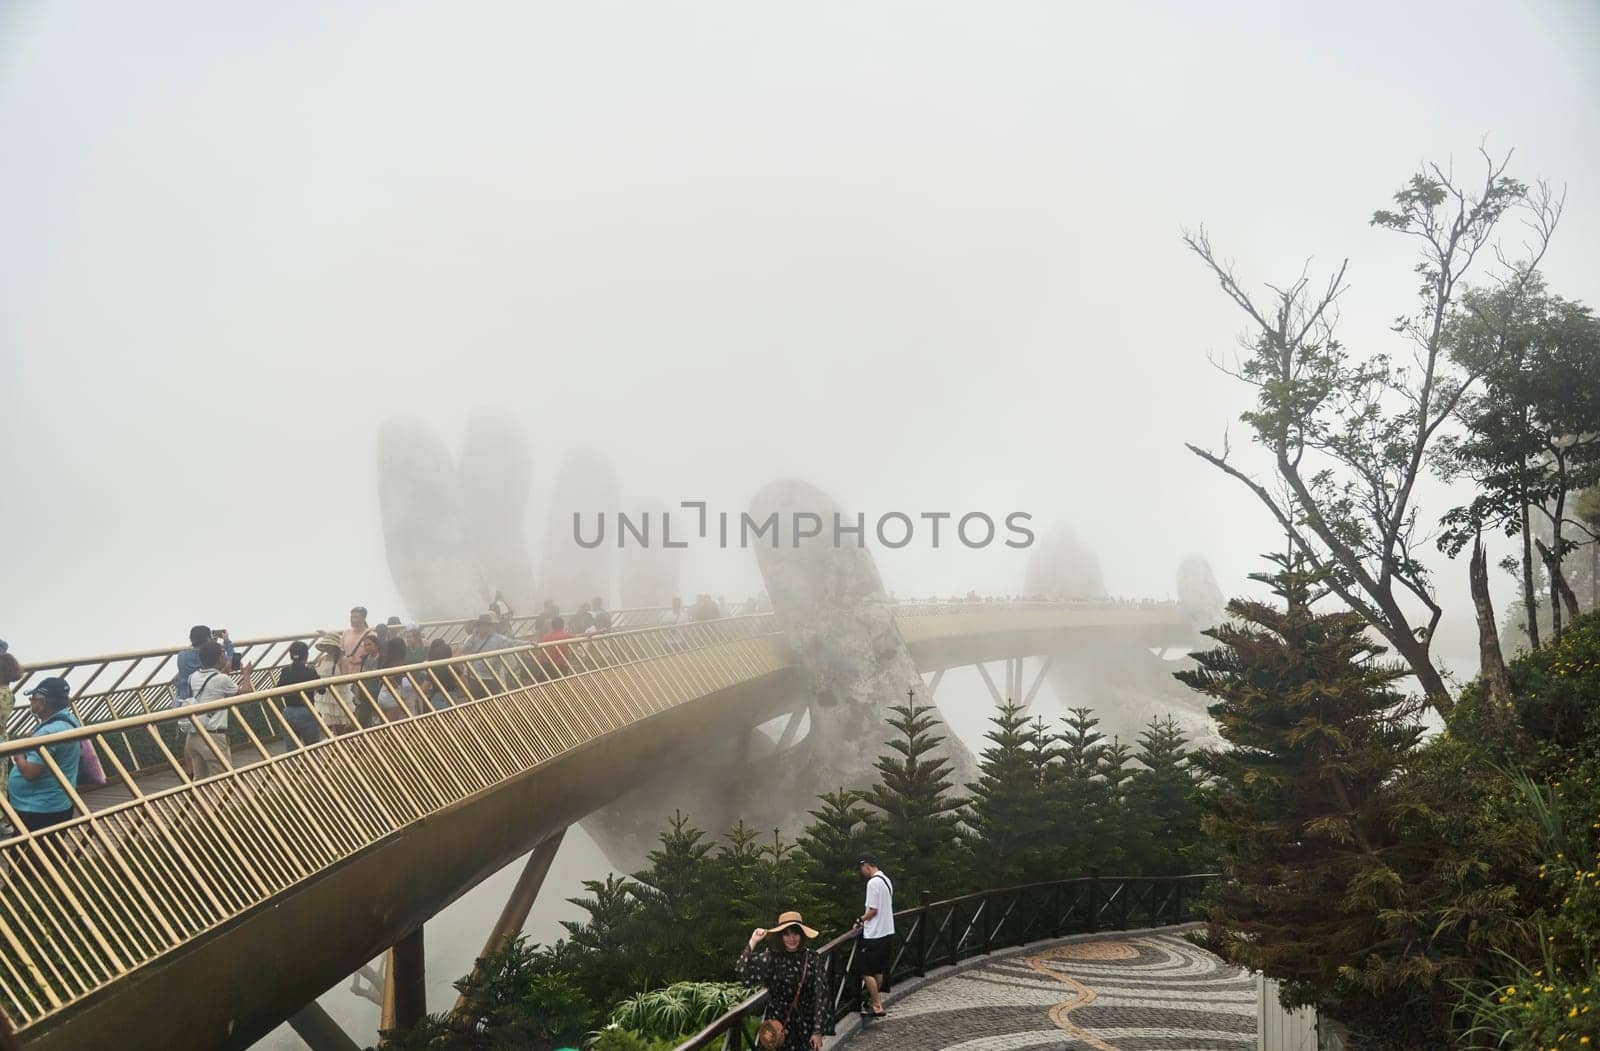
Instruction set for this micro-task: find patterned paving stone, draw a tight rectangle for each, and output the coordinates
[836,933,1255,1050]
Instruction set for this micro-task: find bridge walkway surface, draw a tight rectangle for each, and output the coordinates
[833,928,1254,1051]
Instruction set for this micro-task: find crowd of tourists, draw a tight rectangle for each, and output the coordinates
[0,592,741,834]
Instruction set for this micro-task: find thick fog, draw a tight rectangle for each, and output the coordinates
[3,0,1599,1044]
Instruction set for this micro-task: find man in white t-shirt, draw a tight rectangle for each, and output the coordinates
[852,855,894,1017]
[182,640,253,780]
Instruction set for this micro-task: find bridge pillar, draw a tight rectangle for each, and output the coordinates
[388,926,427,1032]
[287,1001,361,1051]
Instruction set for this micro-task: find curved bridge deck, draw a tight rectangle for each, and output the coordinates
[0,602,1194,1049]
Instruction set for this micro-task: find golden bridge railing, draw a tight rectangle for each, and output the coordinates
[0,614,783,1030]
[6,600,1179,749]
[5,607,679,744]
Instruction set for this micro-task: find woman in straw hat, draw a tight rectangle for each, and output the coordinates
[736,911,825,1051]
[311,634,354,735]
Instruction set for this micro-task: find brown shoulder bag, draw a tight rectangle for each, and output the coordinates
[757,951,809,1050]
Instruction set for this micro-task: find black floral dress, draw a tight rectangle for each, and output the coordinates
[736,944,825,1050]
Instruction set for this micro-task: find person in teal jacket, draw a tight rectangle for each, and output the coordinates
[8,676,81,832]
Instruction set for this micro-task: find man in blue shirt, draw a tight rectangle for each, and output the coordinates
[8,676,81,832]
[173,625,236,702]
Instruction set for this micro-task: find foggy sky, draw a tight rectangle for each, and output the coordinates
[4,4,1599,1044]
[4,1,1599,667]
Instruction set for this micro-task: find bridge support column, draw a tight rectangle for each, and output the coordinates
[288,1001,361,1051]
[388,926,427,1032]
[454,828,567,1015]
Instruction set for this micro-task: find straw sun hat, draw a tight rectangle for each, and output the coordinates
[764,911,819,939]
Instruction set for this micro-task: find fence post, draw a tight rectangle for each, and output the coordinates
[1118,877,1129,930]
[1149,878,1159,929]
[1087,869,1100,933]
[1175,877,1185,925]
[916,890,930,977]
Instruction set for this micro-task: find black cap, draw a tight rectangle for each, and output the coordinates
[856,854,878,867]
[25,677,71,706]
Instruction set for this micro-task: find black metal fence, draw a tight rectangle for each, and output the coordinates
[672,871,1217,1050]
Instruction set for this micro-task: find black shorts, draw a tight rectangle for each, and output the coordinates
[854,934,893,976]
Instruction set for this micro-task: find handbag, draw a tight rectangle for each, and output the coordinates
[78,738,107,786]
[757,952,809,1050]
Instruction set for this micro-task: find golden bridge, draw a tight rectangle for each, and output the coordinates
[0,601,1194,1050]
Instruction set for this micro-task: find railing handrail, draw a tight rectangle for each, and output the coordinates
[15,598,1184,682]
[0,613,773,755]
[13,607,678,682]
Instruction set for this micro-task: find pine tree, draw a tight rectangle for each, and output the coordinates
[1124,716,1206,875]
[559,873,646,1008]
[862,692,968,902]
[796,788,875,931]
[1047,707,1108,874]
[963,701,1046,886]
[1096,736,1134,874]
[755,828,811,925]
[630,811,722,981]
[1178,552,1424,1011]
[715,820,766,950]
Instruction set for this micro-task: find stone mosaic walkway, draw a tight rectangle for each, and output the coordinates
[836,932,1256,1050]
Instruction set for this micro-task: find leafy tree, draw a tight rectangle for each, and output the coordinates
[1439,282,1600,646]
[1184,151,1557,714]
[1179,552,1426,1023]
[962,701,1048,885]
[861,693,968,902]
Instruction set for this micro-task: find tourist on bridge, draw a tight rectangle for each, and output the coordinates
[402,622,428,664]
[339,607,372,676]
[570,602,595,633]
[351,632,383,726]
[489,589,514,625]
[530,599,559,639]
[311,633,355,734]
[419,638,457,710]
[276,641,323,752]
[7,677,81,832]
[590,596,612,633]
[173,625,235,703]
[460,614,519,694]
[373,637,414,719]
[662,596,687,627]
[853,855,894,1018]
[538,616,577,677]
[737,912,825,1051]
[183,641,253,779]
[0,648,23,789]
